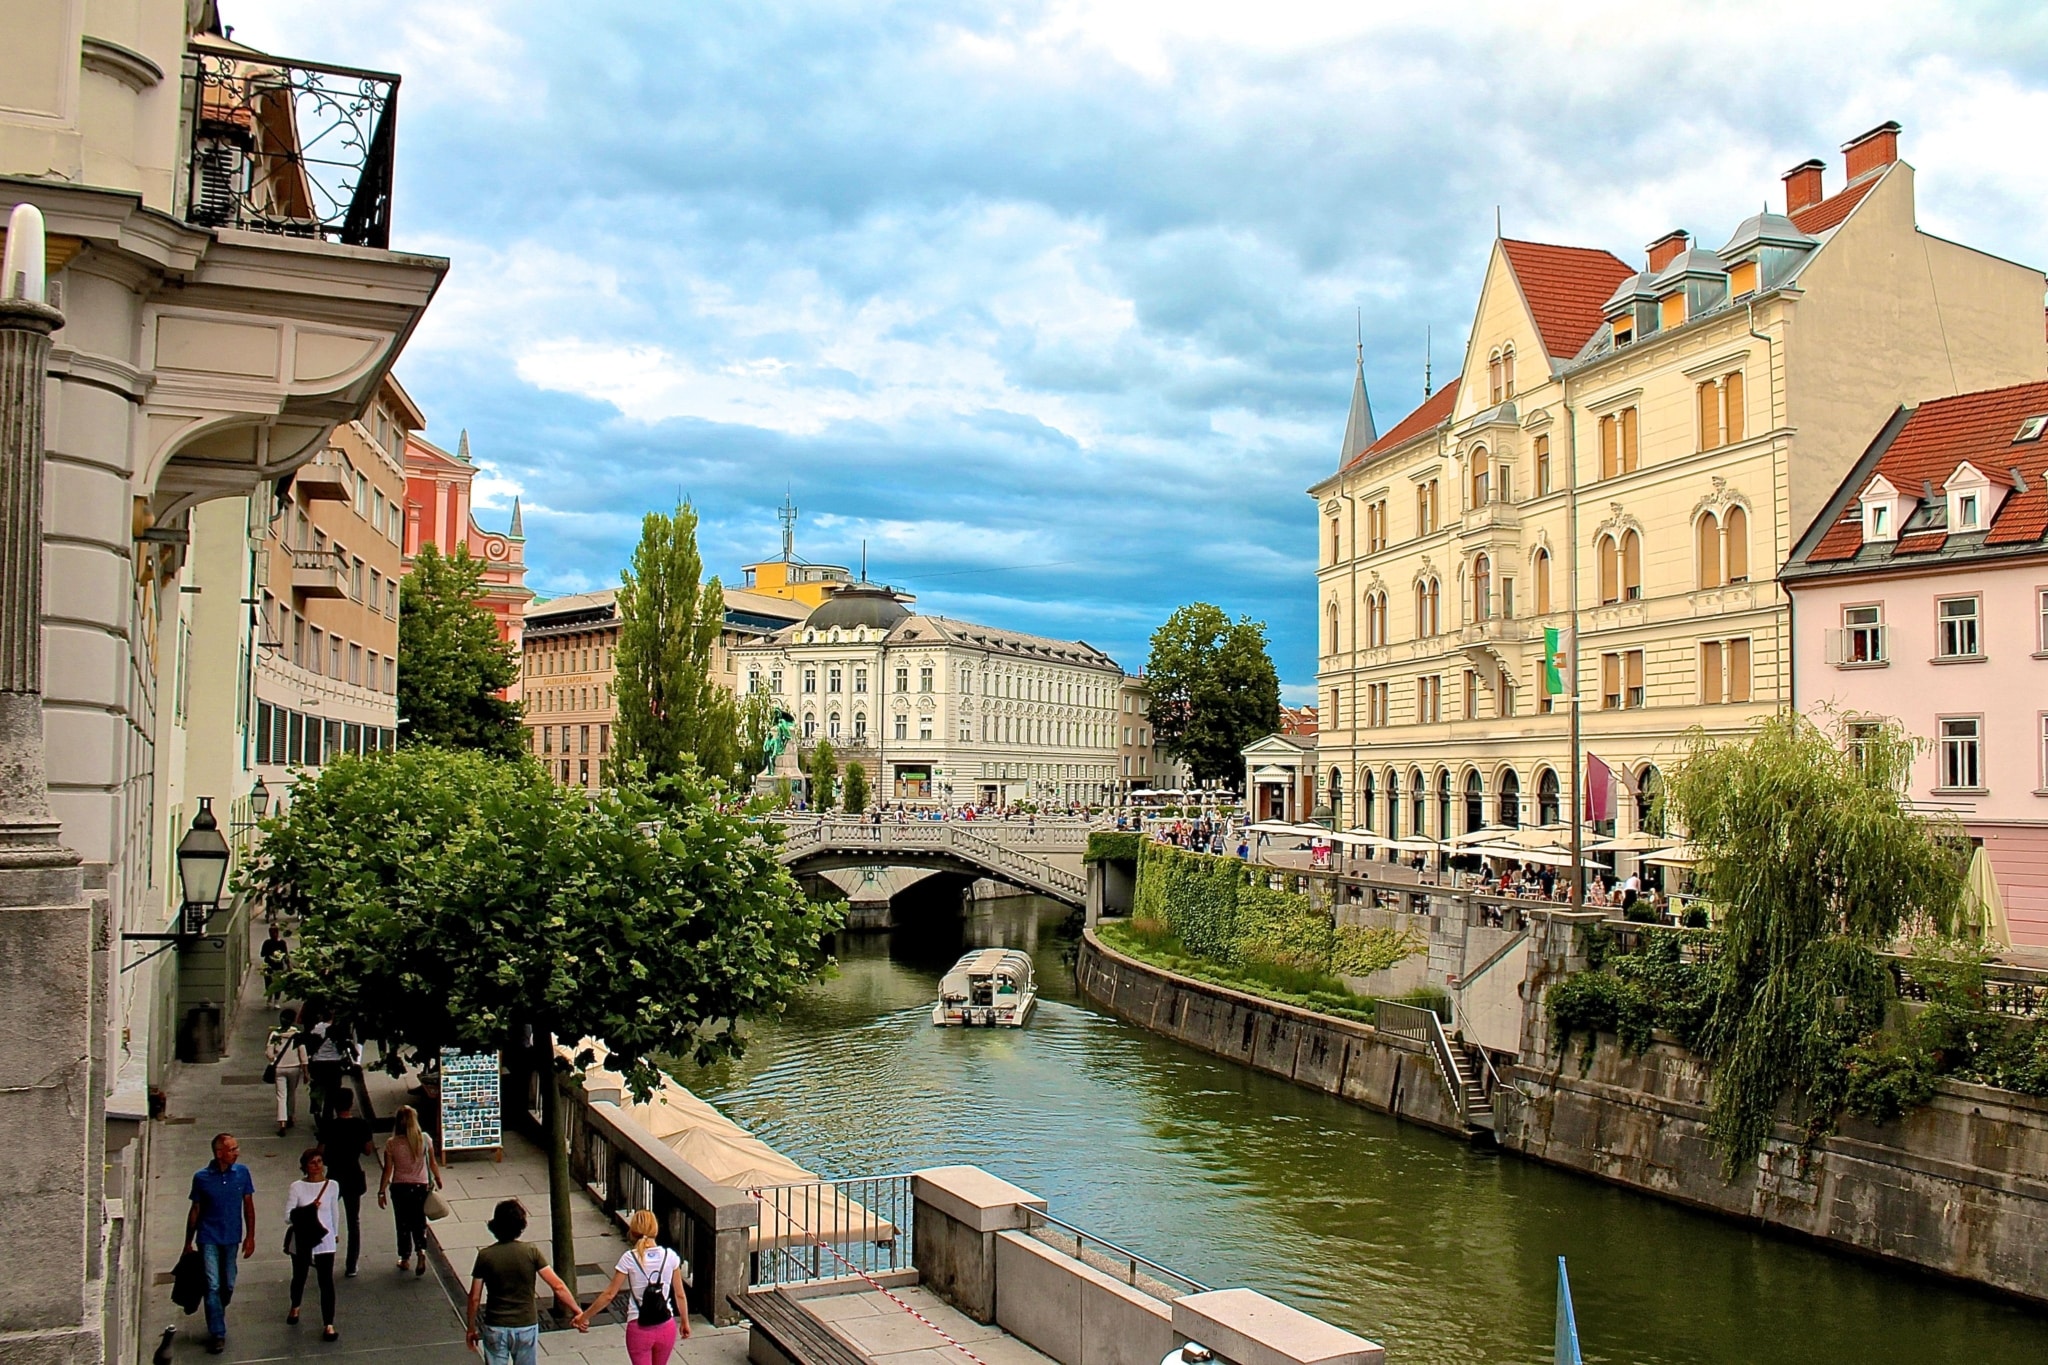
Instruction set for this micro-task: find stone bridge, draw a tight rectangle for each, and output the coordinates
[774,819,1090,908]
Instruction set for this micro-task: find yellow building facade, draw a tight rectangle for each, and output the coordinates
[1310,123,2047,842]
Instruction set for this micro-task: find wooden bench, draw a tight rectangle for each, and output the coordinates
[730,1289,871,1365]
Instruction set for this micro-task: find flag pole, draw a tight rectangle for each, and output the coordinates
[1563,375,1584,910]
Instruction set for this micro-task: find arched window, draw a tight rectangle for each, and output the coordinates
[1696,512,1723,589]
[1326,600,1340,654]
[1437,768,1453,839]
[1501,343,1516,400]
[1360,769,1375,833]
[1499,769,1521,827]
[1415,577,1440,637]
[1384,768,1400,840]
[1473,553,1492,621]
[1464,770,1485,834]
[1597,535,1620,605]
[1533,548,1552,615]
[1621,529,1642,600]
[1488,349,1503,404]
[1537,768,1561,826]
[1365,590,1388,647]
[1410,767,1427,839]
[1637,766,1664,835]
[1470,445,1491,508]
[1328,767,1344,825]
[1725,505,1749,583]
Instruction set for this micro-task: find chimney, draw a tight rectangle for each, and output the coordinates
[1783,158,1825,216]
[1843,119,1902,183]
[1646,230,1691,274]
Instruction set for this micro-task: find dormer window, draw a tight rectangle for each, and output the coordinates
[1957,493,1980,530]
[1943,462,2006,536]
[1867,504,1889,539]
[1859,474,1908,545]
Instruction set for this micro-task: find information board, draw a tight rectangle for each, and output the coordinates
[440,1049,502,1153]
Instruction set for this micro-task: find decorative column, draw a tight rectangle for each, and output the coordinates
[0,202,99,1365]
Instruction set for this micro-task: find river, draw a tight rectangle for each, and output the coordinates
[685,894,2048,1364]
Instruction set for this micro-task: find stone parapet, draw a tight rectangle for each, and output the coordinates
[1173,1289,1384,1365]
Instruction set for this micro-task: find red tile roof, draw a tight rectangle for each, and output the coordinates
[1499,239,1636,360]
[1790,173,1880,235]
[1346,379,1459,469]
[1802,379,2048,563]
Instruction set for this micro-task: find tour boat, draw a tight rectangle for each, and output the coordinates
[932,949,1038,1027]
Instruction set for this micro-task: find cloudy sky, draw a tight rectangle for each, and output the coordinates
[233,0,2048,697]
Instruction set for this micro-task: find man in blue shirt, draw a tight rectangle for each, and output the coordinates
[186,1133,257,1353]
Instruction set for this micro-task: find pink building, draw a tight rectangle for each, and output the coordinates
[403,430,532,699]
[1785,380,2048,945]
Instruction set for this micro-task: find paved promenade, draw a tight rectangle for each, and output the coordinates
[141,938,738,1365]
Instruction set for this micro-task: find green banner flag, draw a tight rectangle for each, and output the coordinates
[1542,627,1565,697]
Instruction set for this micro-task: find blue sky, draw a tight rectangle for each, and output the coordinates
[233,1,2048,699]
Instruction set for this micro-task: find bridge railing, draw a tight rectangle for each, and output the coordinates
[772,818,1086,901]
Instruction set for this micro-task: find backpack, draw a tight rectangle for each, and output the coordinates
[635,1248,673,1327]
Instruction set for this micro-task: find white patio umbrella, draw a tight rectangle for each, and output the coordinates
[1584,830,1676,853]
[1642,842,1701,866]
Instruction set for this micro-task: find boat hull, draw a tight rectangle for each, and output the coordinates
[932,992,1037,1028]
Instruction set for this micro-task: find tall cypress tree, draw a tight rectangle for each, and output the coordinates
[611,502,739,782]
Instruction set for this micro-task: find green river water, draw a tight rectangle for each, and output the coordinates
[685,895,2047,1364]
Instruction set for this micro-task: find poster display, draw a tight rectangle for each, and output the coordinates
[440,1048,502,1153]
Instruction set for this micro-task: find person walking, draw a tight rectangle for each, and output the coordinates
[574,1210,689,1362]
[466,1199,585,1365]
[185,1133,256,1354]
[304,1013,352,1122]
[378,1104,442,1275]
[266,1009,309,1136]
[259,924,291,995]
[317,1088,375,1276]
[284,1147,342,1341]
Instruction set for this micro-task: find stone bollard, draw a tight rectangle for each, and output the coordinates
[1173,1289,1385,1365]
[911,1166,1047,1324]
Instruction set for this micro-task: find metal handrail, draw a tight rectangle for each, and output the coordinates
[1020,1207,1209,1298]
[748,1173,916,1289]
[1377,999,1471,1125]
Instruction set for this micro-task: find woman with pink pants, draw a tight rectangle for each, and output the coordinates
[573,1209,690,1365]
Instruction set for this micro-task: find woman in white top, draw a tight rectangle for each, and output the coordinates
[573,1209,690,1365]
[285,1148,342,1341]
[266,1008,309,1136]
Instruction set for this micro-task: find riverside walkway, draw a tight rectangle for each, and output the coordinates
[140,937,741,1365]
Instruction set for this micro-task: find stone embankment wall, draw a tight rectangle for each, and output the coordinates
[1074,932,1469,1139]
[1496,1035,2048,1302]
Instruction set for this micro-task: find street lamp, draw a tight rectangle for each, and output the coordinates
[122,799,232,950]
[250,776,271,819]
[176,798,231,935]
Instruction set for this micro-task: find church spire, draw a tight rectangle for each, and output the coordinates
[456,428,471,463]
[508,496,523,538]
[1339,325,1377,465]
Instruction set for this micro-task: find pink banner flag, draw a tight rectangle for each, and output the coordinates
[1584,752,1615,824]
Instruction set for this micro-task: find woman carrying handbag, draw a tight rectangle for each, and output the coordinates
[377,1105,443,1275]
[572,1210,690,1365]
[284,1149,342,1342]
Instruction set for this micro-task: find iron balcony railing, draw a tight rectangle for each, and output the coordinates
[750,1175,915,1289]
[183,46,398,248]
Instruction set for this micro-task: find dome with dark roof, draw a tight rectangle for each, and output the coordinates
[802,584,910,633]
[1716,211,1816,263]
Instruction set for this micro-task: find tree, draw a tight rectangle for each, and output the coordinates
[1142,603,1282,783]
[1662,711,1968,1171]
[806,740,837,809]
[842,761,869,814]
[611,502,739,782]
[249,746,840,1292]
[397,545,522,757]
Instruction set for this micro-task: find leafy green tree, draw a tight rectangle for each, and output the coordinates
[842,761,869,814]
[397,545,522,757]
[249,746,839,1291]
[1142,603,1282,783]
[806,740,837,809]
[611,502,738,782]
[1662,711,1968,1171]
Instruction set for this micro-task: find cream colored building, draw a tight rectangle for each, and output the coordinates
[0,7,442,1361]
[1310,122,2046,845]
[736,584,1124,807]
[521,583,808,790]
[1116,674,1189,799]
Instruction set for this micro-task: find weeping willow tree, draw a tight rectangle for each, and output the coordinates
[1663,711,1969,1173]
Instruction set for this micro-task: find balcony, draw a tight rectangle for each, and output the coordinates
[1459,499,1521,542]
[290,548,348,599]
[183,46,399,248]
[1460,617,1533,646]
[293,459,350,501]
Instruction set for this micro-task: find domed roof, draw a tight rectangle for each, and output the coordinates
[1716,211,1817,264]
[1649,248,1728,290]
[1602,270,1657,315]
[802,584,910,632]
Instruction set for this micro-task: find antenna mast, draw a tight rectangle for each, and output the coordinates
[778,493,798,562]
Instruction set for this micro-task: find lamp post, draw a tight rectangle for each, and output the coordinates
[122,799,231,947]
[232,776,270,838]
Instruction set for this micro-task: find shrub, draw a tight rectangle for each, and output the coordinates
[1840,1040,1938,1123]
[1085,831,1143,864]
[1546,971,1654,1066]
